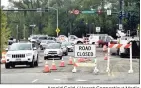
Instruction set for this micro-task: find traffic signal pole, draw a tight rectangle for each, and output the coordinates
[119,0,124,30]
[119,0,122,24]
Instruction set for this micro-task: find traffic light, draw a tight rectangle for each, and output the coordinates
[119,11,122,18]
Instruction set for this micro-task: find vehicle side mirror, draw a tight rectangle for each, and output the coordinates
[33,47,37,50]
[71,43,74,46]
[5,48,8,51]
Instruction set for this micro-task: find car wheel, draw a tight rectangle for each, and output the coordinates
[11,63,15,68]
[119,53,125,58]
[34,55,38,67]
[77,41,83,44]
[60,56,62,60]
[29,58,35,68]
[44,57,48,60]
[65,51,68,56]
[5,63,10,69]
[92,42,95,44]
[67,48,70,52]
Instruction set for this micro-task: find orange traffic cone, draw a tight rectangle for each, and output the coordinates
[59,58,65,67]
[50,60,57,70]
[68,57,73,65]
[85,58,91,61]
[78,58,85,62]
[43,61,51,73]
[103,45,107,52]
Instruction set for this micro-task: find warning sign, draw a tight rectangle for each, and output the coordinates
[74,45,96,58]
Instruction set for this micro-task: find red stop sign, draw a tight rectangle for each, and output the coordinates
[73,10,80,15]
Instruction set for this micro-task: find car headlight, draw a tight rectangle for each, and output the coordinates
[6,54,11,57]
[44,50,48,54]
[26,53,32,56]
[58,50,62,54]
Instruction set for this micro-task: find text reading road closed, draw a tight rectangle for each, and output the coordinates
[74,45,96,58]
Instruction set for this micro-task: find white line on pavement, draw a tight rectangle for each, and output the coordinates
[76,79,88,82]
[32,79,38,83]
[54,79,61,81]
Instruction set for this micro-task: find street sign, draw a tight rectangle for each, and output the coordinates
[81,10,96,14]
[96,27,100,32]
[107,10,111,15]
[14,8,18,12]
[74,45,96,58]
[119,24,123,29]
[56,28,60,33]
[37,8,42,12]
[73,10,80,15]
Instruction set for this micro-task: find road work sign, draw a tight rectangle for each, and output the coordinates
[56,28,60,33]
[74,44,96,58]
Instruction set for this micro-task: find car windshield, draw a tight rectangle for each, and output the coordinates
[32,37,38,39]
[47,40,55,44]
[46,43,60,49]
[41,40,47,43]
[39,37,47,40]
[62,42,71,46]
[9,43,32,51]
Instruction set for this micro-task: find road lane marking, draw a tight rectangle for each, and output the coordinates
[32,79,38,83]
[54,79,61,81]
[76,79,87,82]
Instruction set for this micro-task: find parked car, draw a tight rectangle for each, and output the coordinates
[5,42,39,68]
[44,43,63,60]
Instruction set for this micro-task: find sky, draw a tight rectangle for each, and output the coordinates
[1,0,9,7]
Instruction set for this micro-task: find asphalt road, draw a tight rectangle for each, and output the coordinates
[1,48,139,84]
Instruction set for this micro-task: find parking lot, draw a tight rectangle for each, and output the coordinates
[1,47,139,84]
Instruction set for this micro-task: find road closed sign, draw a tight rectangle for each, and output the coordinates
[74,45,96,58]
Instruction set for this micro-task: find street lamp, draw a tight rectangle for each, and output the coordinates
[30,24,36,35]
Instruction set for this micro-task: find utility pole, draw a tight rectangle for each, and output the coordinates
[23,24,26,40]
[16,25,19,42]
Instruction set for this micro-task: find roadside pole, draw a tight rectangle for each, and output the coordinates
[128,42,133,73]
[106,42,110,73]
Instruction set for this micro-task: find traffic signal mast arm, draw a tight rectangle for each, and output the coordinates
[2,8,49,12]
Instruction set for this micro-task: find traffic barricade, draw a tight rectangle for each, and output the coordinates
[106,42,133,73]
[72,44,99,74]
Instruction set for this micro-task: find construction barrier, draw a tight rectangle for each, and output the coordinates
[107,42,133,73]
[72,58,99,74]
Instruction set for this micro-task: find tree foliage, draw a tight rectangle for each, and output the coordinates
[5,0,140,39]
[0,9,11,52]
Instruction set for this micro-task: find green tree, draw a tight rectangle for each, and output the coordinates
[0,9,11,52]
